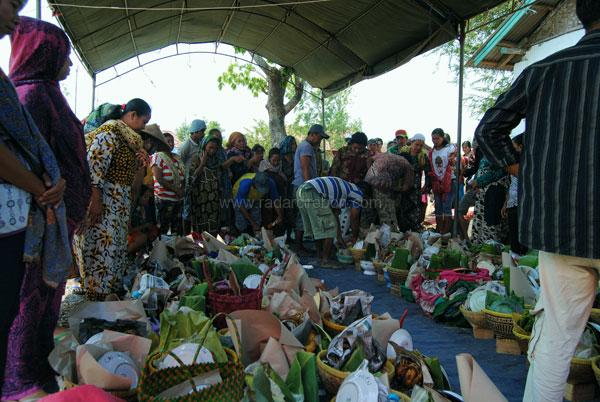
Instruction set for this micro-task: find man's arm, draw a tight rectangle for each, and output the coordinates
[474,69,529,169]
[300,155,312,181]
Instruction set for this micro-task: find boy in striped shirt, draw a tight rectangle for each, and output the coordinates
[297,177,363,267]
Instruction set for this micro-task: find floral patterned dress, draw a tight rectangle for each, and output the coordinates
[75,120,142,300]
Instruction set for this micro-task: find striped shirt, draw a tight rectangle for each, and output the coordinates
[475,29,600,259]
[151,152,184,201]
[306,176,363,209]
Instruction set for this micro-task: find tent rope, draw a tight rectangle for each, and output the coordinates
[48,0,335,12]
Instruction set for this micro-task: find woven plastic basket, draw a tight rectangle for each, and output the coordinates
[388,268,408,287]
[460,305,487,329]
[568,357,595,384]
[317,350,394,395]
[590,308,600,324]
[511,324,531,355]
[483,309,516,339]
[591,356,600,388]
[146,347,239,375]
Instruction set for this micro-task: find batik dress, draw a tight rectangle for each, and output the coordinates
[471,158,510,245]
[75,119,142,300]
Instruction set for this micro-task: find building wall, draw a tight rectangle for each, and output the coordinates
[529,0,582,46]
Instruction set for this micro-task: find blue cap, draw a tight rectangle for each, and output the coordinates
[190,119,207,133]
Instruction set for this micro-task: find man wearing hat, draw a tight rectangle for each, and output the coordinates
[232,172,283,234]
[292,124,329,251]
[178,119,206,232]
[395,129,409,147]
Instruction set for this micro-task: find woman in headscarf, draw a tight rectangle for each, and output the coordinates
[189,133,222,233]
[399,133,430,231]
[10,16,92,239]
[259,148,286,232]
[75,98,152,301]
[0,5,70,400]
[428,128,457,234]
[365,153,414,232]
[205,128,234,230]
[226,132,257,183]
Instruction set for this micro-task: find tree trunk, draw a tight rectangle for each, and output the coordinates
[253,55,304,146]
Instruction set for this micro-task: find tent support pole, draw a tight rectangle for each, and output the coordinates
[453,21,466,237]
[36,0,41,18]
[91,73,97,109]
[321,90,326,161]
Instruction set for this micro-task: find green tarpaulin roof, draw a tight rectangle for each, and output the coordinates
[49,0,506,95]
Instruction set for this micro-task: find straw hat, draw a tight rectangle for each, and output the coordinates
[141,124,170,152]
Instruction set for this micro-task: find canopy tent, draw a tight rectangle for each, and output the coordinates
[48,0,505,95]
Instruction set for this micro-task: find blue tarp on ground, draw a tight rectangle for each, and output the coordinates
[303,259,528,402]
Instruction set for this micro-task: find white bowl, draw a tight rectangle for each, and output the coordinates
[337,366,379,402]
[387,328,414,359]
[160,344,214,369]
[97,351,140,389]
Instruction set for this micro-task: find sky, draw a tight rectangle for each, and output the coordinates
[0,2,489,146]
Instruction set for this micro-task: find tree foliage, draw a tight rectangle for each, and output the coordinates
[437,0,519,117]
[244,119,272,150]
[216,49,304,144]
[289,87,362,150]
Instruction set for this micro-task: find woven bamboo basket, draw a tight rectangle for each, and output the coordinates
[388,268,408,287]
[483,309,516,339]
[568,357,596,384]
[590,308,600,324]
[511,324,531,355]
[322,312,381,337]
[373,261,386,283]
[317,350,394,395]
[146,347,239,375]
[349,248,366,263]
[591,356,600,388]
[459,305,487,329]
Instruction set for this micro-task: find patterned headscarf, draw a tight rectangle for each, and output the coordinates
[83,103,121,134]
[279,135,296,155]
[200,133,223,169]
[0,69,71,288]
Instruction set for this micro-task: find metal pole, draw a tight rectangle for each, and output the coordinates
[91,73,97,109]
[452,21,466,237]
[35,0,41,18]
[321,90,326,164]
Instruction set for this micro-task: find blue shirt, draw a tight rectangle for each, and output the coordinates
[292,140,317,187]
[306,177,363,209]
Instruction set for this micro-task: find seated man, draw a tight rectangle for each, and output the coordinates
[233,172,282,234]
[297,176,363,266]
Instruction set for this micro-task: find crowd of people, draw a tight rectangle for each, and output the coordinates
[1,0,599,400]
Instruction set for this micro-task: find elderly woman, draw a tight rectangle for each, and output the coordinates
[76,99,152,301]
[226,132,262,183]
[365,153,414,231]
[399,133,430,231]
[189,133,223,233]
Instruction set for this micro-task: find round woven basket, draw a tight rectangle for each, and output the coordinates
[511,324,531,355]
[590,308,600,324]
[568,357,595,384]
[322,312,381,337]
[388,268,408,287]
[146,347,239,375]
[390,283,402,296]
[483,309,516,339]
[317,350,394,395]
[373,261,386,283]
[591,356,600,388]
[349,248,366,263]
[459,305,487,329]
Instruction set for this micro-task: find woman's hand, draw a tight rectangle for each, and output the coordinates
[87,188,103,225]
[37,175,66,208]
[232,155,245,163]
[137,149,149,167]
